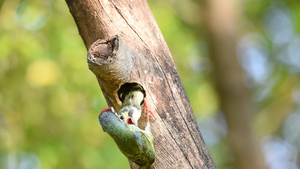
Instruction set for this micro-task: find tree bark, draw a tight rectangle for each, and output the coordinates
[65,0,216,168]
[201,0,266,169]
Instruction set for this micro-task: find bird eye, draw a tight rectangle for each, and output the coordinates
[120,115,124,120]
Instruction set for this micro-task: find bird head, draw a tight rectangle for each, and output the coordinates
[117,107,140,126]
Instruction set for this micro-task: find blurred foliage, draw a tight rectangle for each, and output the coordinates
[0,0,300,169]
[0,0,128,168]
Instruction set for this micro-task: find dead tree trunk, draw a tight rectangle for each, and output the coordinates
[65,0,216,168]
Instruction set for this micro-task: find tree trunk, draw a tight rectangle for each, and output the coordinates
[65,0,216,168]
[201,0,266,169]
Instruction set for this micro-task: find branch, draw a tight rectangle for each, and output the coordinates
[87,35,134,109]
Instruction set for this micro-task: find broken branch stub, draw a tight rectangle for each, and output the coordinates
[87,35,133,81]
[87,35,134,108]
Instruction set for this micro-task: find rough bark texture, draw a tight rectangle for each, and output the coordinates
[201,0,266,169]
[65,0,216,168]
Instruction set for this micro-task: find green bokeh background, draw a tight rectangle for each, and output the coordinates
[1,0,300,169]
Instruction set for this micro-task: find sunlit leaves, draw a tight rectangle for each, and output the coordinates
[26,59,60,87]
[14,0,51,31]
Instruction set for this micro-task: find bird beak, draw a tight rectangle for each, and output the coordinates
[126,117,134,125]
[126,117,138,126]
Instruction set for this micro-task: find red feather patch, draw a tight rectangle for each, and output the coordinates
[99,107,114,117]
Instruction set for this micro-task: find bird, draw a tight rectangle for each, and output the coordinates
[98,107,155,169]
[117,90,144,126]
[117,83,155,127]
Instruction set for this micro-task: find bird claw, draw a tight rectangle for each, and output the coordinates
[144,98,155,122]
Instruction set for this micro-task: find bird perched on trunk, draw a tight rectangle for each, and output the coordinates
[98,107,155,169]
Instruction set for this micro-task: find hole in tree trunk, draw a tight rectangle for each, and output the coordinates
[117,82,146,105]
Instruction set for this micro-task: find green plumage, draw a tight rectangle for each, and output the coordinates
[99,83,155,168]
[99,108,155,168]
